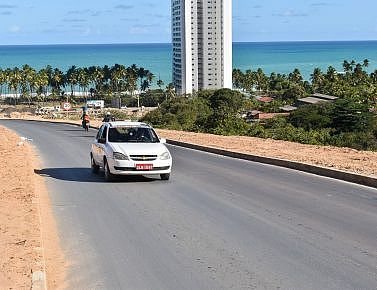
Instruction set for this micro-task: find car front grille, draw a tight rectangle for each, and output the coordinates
[130,155,157,161]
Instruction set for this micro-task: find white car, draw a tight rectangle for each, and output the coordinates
[91,121,172,181]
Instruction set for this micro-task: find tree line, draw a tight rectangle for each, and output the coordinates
[0,64,162,104]
[233,59,377,107]
[143,60,377,151]
[1,60,376,150]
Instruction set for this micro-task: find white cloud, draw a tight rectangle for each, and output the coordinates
[273,10,308,17]
[9,25,21,33]
[129,26,149,34]
[129,24,157,35]
[83,28,91,36]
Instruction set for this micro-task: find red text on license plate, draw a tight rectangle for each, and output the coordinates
[136,164,153,170]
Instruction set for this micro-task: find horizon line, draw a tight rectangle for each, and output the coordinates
[1,39,377,47]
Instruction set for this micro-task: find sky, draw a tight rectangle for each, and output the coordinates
[0,0,376,45]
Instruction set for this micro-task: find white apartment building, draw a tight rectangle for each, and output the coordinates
[172,0,232,95]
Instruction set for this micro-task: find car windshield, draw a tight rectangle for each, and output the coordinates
[108,126,160,143]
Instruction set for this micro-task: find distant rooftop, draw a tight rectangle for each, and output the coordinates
[297,97,329,105]
[312,93,338,100]
[280,105,297,112]
[256,96,273,103]
[259,113,290,120]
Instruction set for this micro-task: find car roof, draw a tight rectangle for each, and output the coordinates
[106,121,151,128]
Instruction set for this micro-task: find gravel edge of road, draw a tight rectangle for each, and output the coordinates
[2,118,376,189]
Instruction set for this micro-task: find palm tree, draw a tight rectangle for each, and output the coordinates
[66,66,78,96]
[165,83,175,101]
[8,67,22,105]
[110,64,127,96]
[371,70,377,84]
[326,66,338,82]
[370,70,377,108]
[232,69,244,90]
[130,64,138,79]
[77,68,90,102]
[141,79,150,92]
[343,60,352,73]
[29,71,39,103]
[136,67,154,107]
[0,69,6,96]
[125,66,138,95]
[51,68,64,97]
[88,66,104,96]
[288,68,303,85]
[102,65,112,87]
[157,76,164,90]
[44,65,53,95]
[36,69,49,104]
[21,65,37,106]
[255,68,268,92]
[137,67,147,92]
[310,68,325,92]
[146,71,154,87]
[242,70,255,92]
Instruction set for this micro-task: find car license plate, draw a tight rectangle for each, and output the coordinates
[136,164,153,171]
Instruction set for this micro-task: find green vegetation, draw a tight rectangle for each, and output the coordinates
[233,60,377,107]
[143,60,377,151]
[2,60,376,150]
[142,89,249,135]
[0,64,158,106]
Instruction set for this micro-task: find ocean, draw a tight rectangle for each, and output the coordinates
[1,41,377,84]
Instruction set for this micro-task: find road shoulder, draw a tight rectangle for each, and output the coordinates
[0,125,66,289]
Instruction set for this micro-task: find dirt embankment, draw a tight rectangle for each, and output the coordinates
[156,129,377,178]
[0,126,65,289]
[1,112,377,177]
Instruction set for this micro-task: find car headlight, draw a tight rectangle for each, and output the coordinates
[113,152,129,160]
[159,151,171,160]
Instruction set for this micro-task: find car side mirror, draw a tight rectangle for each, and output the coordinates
[160,138,167,144]
[98,138,106,144]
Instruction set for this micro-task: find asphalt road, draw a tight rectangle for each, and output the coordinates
[2,120,377,290]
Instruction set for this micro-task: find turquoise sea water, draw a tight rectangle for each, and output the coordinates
[1,41,377,84]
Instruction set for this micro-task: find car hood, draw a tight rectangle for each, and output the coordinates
[109,142,169,156]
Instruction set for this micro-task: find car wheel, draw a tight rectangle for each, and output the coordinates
[104,159,114,182]
[160,173,170,181]
[91,154,99,174]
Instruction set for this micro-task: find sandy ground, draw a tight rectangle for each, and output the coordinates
[0,126,65,289]
[157,129,377,177]
[2,112,377,177]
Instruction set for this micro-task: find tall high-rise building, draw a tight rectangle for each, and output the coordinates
[172,0,232,95]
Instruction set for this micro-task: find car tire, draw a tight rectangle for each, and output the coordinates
[104,159,114,182]
[160,173,170,181]
[91,154,99,174]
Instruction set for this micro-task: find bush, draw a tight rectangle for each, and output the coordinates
[247,123,267,138]
[211,117,249,136]
[330,132,377,151]
[142,96,212,131]
[289,103,333,130]
[331,98,374,133]
[142,88,377,151]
